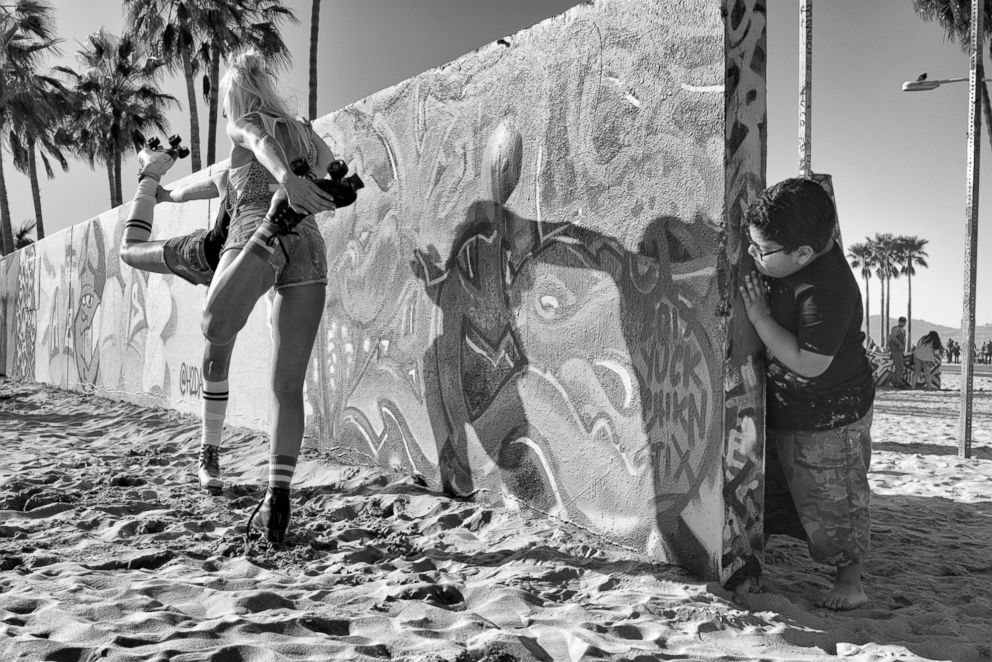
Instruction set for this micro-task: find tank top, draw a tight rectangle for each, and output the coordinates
[226,113,317,217]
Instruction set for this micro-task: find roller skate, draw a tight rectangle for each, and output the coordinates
[137,134,190,182]
[266,158,365,235]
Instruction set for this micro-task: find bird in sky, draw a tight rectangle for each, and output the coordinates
[917,72,928,81]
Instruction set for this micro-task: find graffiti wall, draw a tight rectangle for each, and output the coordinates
[0,0,766,583]
[0,164,275,426]
[308,0,766,581]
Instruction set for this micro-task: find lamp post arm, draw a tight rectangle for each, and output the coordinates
[902,77,992,92]
[931,77,971,85]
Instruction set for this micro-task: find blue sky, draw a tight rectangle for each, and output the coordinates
[2,0,989,329]
[767,2,992,331]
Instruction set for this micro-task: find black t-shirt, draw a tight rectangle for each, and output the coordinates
[765,243,876,431]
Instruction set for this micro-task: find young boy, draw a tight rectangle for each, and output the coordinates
[738,178,875,611]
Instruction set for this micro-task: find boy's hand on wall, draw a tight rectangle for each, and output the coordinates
[739,271,771,325]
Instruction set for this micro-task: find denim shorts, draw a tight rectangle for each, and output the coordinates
[162,229,213,287]
[222,205,328,289]
[765,408,873,567]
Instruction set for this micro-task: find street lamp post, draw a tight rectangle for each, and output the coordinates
[799,0,812,178]
[900,0,983,459]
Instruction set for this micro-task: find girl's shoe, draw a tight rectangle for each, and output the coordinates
[246,486,291,543]
[197,444,223,494]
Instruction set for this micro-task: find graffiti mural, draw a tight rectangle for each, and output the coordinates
[721,0,767,587]
[22,210,184,400]
[179,362,204,397]
[306,0,764,578]
[0,0,767,583]
[0,246,39,380]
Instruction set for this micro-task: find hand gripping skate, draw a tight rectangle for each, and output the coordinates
[137,134,191,182]
[266,158,365,235]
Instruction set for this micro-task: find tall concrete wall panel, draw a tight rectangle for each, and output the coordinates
[0,0,766,583]
[0,166,275,426]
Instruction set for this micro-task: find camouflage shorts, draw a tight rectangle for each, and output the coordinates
[765,408,873,567]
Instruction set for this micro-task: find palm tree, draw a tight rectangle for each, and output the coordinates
[895,236,930,346]
[7,71,69,240]
[123,0,295,170]
[56,29,177,208]
[122,0,206,172]
[13,218,34,248]
[914,1,992,153]
[869,233,900,346]
[847,241,875,342]
[0,0,58,255]
[308,0,319,119]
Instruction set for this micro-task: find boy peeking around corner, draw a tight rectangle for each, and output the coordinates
[739,178,875,611]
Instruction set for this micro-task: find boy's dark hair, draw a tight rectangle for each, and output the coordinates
[746,178,836,252]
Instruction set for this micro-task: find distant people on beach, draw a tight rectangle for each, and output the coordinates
[911,331,943,390]
[946,338,960,364]
[739,178,875,611]
[887,317,908,388]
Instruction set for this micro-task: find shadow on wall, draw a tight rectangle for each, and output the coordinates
[305,112,730,574]
[412,198,724,570]
[295,0,768,576]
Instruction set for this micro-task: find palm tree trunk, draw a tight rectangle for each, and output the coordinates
[982,75,992,154]
[885,275,891,348]
[907,275,913,348]
[27,140,45,240]
[308,0,320,119]
[114,152,123,208]
[878,276,885,344]
[207,49,220,166]
[183,50,202,172]
[106,159,116,208]
[883,276,889,346]
[864,276,870,342]
[0,149,13,255]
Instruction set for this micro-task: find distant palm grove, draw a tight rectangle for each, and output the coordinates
[0,0,322,256]
[846,235,929,349]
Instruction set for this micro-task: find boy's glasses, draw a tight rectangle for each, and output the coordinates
[747,236,787,259]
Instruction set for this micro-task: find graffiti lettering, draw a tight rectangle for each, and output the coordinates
[179,362,202,397]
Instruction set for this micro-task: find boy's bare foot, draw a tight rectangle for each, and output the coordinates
[816,562,868,611]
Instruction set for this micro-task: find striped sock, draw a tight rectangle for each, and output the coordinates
[268,453,298,490]
[201,378,229,448]
[124,178,160,243]
[244,222,281,261]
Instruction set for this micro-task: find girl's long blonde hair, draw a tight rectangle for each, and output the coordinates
[220,49,309,159]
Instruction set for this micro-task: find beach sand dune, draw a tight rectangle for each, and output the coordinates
[1,378,990,661]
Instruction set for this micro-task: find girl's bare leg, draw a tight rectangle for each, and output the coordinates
[269,282,325,476]
[249,282,325,543]
[120,241,173,274]
[201,247,275,346]
[198,339,237,493]
[120,145,177,273]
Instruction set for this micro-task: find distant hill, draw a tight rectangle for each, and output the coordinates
[865,315,992,344]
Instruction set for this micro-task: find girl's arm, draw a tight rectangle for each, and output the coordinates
[311,127,335,174]
[227,115,335,213]
[157,169,225,203]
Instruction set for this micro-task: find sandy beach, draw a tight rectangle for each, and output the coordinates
[1,377,990,662]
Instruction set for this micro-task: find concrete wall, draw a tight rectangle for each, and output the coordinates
[0,0,766,584]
